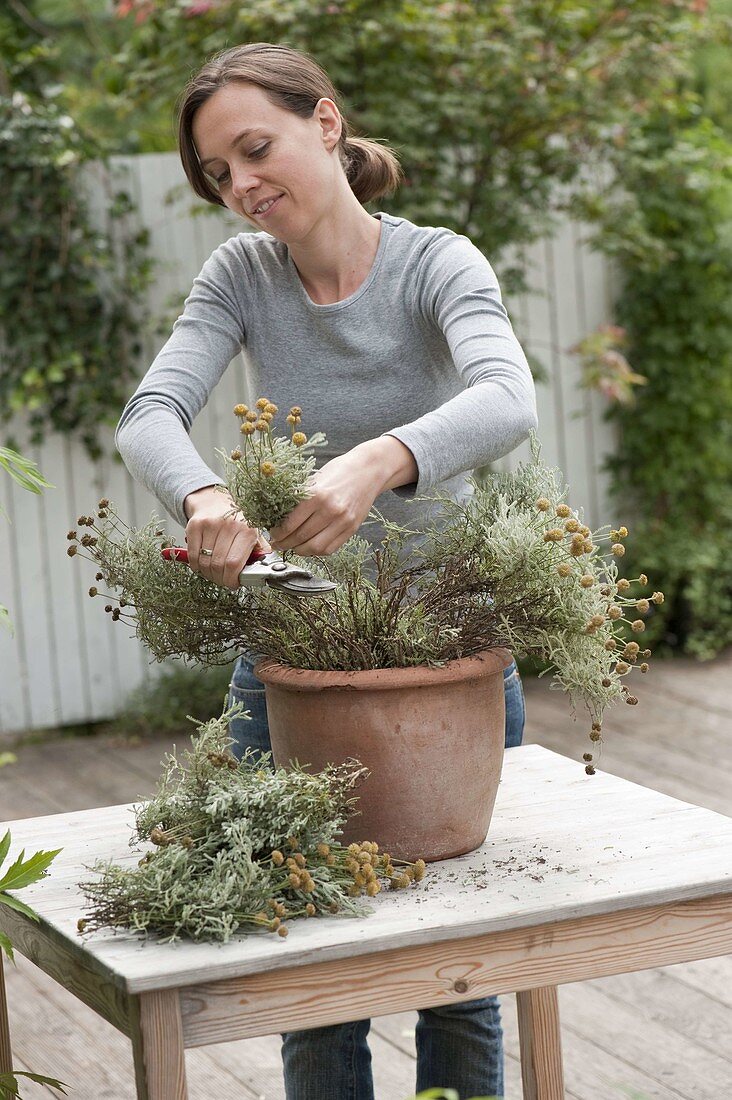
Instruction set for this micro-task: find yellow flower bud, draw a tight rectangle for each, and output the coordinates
[580,575,594,588]
[265,403,278,414]
[615,660,630,674]
[611,543,625,556]
[260,411,274,422]
[556,503,571,517]
[608,605,622,620]
[543,528,564,542]
[535,497,550,511]
[286,414,297,425]
[230,449,242,460]
[631,619,645,633]
[233,403,247,416]
[639,573,648,585]
[652,591,664,604]
[241,422,256,434]
[590,613,605,627]
[618,526,628,537]
[246,410,258,422]
[617,578,630,591]
[565,518,580,532]
[636,599,650,613]
[292,432,307,446]
[290,406,302,417]
[255,397,270,410]
[255,420,269,432]
[556,562,572,577]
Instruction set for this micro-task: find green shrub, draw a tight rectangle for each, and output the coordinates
[106,661,235,739]
[579,116,732,657]
[0,90,153,458]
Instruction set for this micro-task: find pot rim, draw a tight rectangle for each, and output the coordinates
[253,647,514,692]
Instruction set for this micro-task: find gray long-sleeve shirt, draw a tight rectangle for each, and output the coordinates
[115,211,538,547]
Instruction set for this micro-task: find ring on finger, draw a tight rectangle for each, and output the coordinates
[200,548,213,557]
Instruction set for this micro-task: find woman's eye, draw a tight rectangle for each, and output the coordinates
[215,170,230,185]
[250,143,270,159]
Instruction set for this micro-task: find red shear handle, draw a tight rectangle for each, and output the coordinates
[161,546,267,566]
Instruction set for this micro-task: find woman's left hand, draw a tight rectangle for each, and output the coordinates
[268,437,417,556]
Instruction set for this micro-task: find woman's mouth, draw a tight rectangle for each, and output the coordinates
[252,194,284,218]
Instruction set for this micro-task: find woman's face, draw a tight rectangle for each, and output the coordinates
[192,82,343,240]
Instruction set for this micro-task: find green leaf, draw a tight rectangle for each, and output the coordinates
[0,931,14,963]
[0,1071,19,1098]
[0,833,10,866]
[0,448,53,495]
[0,893,40,923]
[0,1070,70,1097]
[0,847,62,892]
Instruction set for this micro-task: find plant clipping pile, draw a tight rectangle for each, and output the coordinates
[68,402,663,773]
[77,705,426,944]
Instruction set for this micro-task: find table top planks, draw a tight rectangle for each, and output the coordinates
[1,744,731,995]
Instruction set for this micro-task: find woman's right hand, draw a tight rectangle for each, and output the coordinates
[183,484,271,589]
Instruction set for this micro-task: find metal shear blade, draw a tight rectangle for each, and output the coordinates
[238,552,338,597]
[268,573,339,596]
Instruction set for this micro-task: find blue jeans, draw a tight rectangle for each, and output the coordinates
[227,654,526,1100]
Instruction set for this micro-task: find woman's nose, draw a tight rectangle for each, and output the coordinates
[230,164,259,200]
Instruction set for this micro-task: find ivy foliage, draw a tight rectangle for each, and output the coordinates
[106,0,716,288]
[578,114,732,657]
[0,4,154,458]
[0,90,153,457]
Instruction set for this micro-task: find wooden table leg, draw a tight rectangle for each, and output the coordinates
[130,990,188,1100]
[0,951,12,1075]
[516,985,564,1100]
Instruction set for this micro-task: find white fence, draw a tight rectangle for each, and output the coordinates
[0,152,619,736]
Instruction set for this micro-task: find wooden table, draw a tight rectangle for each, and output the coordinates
[1,744,731,1100]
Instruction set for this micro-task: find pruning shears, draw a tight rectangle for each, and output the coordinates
[161,545,338,597]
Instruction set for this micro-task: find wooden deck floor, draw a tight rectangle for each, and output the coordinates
[1,651,731,1099]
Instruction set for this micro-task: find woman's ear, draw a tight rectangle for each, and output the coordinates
[314,98,342,151]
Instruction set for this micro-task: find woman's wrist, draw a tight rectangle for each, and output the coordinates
[183,483,229,520]
[356,436,418,493]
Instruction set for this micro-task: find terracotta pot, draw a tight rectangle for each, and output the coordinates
[254,648,513,862]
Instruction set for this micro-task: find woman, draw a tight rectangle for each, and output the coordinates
[116,41,537,1100]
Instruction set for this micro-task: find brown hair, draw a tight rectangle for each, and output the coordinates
[177,42,403,208]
